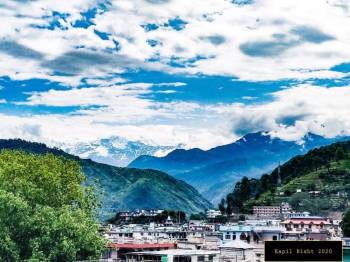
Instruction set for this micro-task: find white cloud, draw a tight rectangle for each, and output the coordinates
[225,84,350,141]
[1,0,350,153]
[0,0,350,82]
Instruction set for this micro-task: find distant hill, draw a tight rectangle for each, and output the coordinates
[0,139,212,220]
[129,132,348,204]
[224,139,350,215]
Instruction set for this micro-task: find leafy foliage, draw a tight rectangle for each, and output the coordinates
[341,208,350,237]
[0,150,106,261]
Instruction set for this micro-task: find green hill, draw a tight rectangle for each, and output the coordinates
[0,139,212,220]
[223,140,350,215]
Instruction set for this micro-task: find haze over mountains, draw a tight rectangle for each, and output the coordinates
[129,132,350,204]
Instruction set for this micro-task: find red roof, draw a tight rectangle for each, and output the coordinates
[108,243,176,249]
[282,219,330,225]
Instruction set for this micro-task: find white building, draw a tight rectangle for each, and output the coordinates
[125,249,220,262]
[219,224,283,243]
[206,210,222,219]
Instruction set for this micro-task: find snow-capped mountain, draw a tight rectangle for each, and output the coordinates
[61,136,179,167]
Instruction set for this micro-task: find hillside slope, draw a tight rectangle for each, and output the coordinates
[0,139,212,219]
[225,140,350,215]
[129,132,348,204]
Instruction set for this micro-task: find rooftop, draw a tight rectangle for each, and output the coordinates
[108,243,176,249]
[127,249,220,256]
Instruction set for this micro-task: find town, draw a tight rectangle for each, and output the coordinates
[100,203,346,262]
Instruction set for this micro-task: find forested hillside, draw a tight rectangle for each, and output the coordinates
[221,140,350,215]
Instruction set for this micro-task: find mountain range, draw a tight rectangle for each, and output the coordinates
[129,132,349,204]
[0,139,212,220]
[60,136,179,167]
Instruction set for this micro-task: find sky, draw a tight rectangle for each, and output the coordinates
[0,0,350,150]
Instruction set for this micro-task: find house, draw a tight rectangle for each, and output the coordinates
[206,210,222,219]
[281,216,331,240]
[125,249,220,262]
[219,224,283,243]
[118,209,164,221]
[105,242,176,260]
[219,240,255,261]
[280,202,292,214]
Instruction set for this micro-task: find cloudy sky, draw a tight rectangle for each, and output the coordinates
[1,0,350,150]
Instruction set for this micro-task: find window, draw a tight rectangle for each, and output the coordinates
[225,234,231,240]
[232,235,236,240]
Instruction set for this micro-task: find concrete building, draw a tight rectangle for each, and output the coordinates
[281,216,331,240]
[105,243,176,260]
[206,210,222,219]
[104,224,187,243]
[125,249,220,262]
[280,202,292,214]
[220,224,283,243]
[253,206,281,218]
[119,210,164,222]
[219,240,254,261]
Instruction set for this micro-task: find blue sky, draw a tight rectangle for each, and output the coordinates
[0,0,350,150]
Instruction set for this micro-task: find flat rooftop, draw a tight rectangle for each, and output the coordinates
[127,249,220,256]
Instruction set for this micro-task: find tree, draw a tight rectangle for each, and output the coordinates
[335,147,346,162]
[341,208,350,237]
[218,198,226,215]
[288,192,308,210]
[190,212,206,220]
[238,215,246,221]
[0,150,106,261]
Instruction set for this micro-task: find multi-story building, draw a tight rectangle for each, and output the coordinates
[206,210,222,219]
[118,209,164,221]
[281,216,332,240]
[253,206,281,218]
[219,224,283,243]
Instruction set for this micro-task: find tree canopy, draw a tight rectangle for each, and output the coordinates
[0,150,106,262]
[341,208,350,237]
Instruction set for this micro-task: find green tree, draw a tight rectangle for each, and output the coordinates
[288,192,308,210]
[218,198,226,215]
[341,208,350,237]
[0,150,106,261]
[335,147,346,162]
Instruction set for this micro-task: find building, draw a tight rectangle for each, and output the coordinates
[118,209,164,222]
[219,240,255,261]
[104,224,187,243]
[281,216,331,240]
[286,211,311,218]
[105,243,176,260]
[206,210,222,219]
[125,249,220,262]
[280,202,292,214]
[253,206,281,218]
[219,224,283,243]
